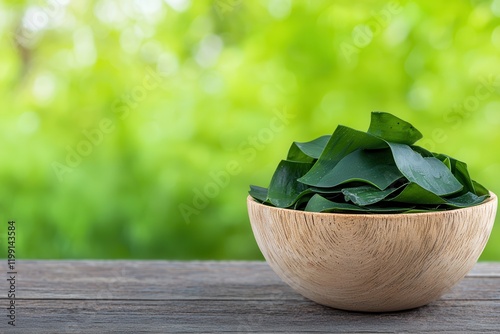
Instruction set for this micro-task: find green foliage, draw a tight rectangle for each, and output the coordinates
[0,1,499,260]
[250,112,489,213]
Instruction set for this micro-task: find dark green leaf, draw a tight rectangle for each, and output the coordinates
[293,192,315,210]
[442,156,451,170]
[305,194,413,213]
[472,180,490,197]
[250,112,489,213]
[387,142,463,196]
[450,158,475,194]
[248,185,268,203]
[267,160,313,208]
[368,112,423,145]
[298,126,386,186]
[411,145,435,157]
[444,192,488,208]
[433,153,452,169]
[389,183,446,205]
[302,148,403,189]
[304,194,368,213]
[287,135,330,162]
[342,184,405,206]
[390,184,487,208]
[433,153,474,194]
[309,186,344,194]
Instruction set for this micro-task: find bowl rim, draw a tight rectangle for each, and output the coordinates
[247,191,497,218]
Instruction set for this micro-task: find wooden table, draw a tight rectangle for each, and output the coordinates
[2,261,499,333]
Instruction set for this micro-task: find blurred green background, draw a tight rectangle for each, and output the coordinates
[1,0,499,260]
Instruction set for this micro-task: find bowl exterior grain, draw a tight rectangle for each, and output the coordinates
[247,193,497,312]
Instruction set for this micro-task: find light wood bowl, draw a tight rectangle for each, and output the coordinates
[247,193,497,312]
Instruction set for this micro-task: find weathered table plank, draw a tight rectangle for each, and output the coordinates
[1,261,499,333]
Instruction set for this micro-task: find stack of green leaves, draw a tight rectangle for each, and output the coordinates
[249,112,490,213]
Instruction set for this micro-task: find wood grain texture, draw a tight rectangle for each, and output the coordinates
[248,193,498,312]
[0,261,499,332]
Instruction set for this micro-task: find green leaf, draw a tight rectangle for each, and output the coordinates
[304,194,368,213]
[368,112,423,145]
[248,185,268,203]
[267,160,313,208]
[442,157,452,170]
[293,192,315,210]
[298,126,386,186]
[389,183,447,205]
[450,158,475,194]
[387,142,463,196]
[287,135,330,162]
[390,183,487,208]
[302,148,403,189]
[443,157,452,170]
[250,112,489,213]
[308,186,344,194]
[433,153,474,194]
[342,184,405,206]
[305,194,413,213]
[411,145,435,157]
[472,180,490,197]
[444,192,488,208]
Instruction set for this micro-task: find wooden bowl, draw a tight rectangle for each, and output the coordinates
[247,193,497,312]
